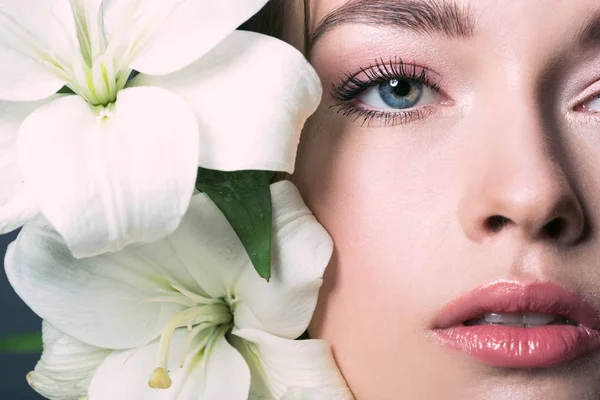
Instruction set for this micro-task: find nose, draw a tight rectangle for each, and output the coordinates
[458,103,585,245]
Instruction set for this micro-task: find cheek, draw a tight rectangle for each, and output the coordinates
[294,107,459,300]
[293,108,470,395]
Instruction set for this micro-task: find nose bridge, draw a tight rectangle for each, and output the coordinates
[489,97,562,205]
[458,87,584,244]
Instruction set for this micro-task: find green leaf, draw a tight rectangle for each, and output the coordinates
[0,332,42,354]
[57,85,75,95]
[196,168,275,280]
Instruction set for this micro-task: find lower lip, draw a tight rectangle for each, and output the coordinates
[432,325,600,368]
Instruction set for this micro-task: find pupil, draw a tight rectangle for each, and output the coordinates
[391,79,412,96]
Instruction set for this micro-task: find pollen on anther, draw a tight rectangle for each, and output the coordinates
[148,367,172,389]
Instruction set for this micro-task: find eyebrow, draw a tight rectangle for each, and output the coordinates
[578,10,600,45]
[310,0,476,47]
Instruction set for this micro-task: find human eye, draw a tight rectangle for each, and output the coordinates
[572,80,600,116]
[331,57,444,127]
[580,94,600,112]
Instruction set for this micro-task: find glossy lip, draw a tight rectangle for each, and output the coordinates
[433,281,600,330]
[430,281,600,368]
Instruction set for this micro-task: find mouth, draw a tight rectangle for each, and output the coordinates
[462,312,579,328]
[430,281,600,368]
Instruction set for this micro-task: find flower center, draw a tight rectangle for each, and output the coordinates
[1,0,131,107]
[65,0,131,106]
[67,55,130,107]
[144,284,234,390]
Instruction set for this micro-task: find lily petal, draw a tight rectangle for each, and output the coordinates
[103,0,269,75]
[88,329,251,400]
[17,86,199,258]
[132,30,322,173]
[232,181,333,339]
[27,321,111,400]
[0,0,72,100]
[232,328,353,400]
[281,387,331,400]
[0,100,48,233]
[167,191,249,300]
[5,219,189,349]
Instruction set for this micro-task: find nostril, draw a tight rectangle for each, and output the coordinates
[543,217,566,239]
[484,215,512,232]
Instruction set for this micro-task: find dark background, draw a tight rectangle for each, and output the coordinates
[1,230,44,399]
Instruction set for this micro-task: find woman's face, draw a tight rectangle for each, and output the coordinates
[291,0,600,398]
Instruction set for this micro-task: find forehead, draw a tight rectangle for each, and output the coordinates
[308,0,599,22]
[306,0,600,50]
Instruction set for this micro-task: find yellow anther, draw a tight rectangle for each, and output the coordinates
[148,367,172,389]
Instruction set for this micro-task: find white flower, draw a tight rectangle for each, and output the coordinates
[6,181,352,400]
[0,0,322,258]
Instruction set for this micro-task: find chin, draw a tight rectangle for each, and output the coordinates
[419,349,600,400]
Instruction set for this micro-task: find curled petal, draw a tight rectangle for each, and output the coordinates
[27,321,111,400]
[103,0,269,75]
[133,30,322,173]
[232,181,333,339]
[17,86,199,258]
[232,328,353,400]
[88,329,250,400]
[0,100,48,233]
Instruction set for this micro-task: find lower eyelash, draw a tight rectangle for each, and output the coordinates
[333,102,433,127]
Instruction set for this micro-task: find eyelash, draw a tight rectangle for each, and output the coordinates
[331,57,441,126]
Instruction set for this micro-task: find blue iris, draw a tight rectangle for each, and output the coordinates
[378,79,423,109]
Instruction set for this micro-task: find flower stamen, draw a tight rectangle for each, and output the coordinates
[148,302,233,390]
[148,367,172,389]
[170,283,222,305]
[180,324,213,368]
[138,295,197,308]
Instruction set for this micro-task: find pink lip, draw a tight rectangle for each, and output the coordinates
[430,281,600,368]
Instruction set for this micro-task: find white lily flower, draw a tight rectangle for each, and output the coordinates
[6,181,352,400]
[0,0,322,257]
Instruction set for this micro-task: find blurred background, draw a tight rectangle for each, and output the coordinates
[1,230,44,399]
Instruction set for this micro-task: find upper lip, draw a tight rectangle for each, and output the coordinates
[432,281,600,330]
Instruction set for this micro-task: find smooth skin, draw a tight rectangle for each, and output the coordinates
[288,0,600,398]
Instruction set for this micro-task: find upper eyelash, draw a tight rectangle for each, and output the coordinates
[332,57,440,102]
[331,57,441,126]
